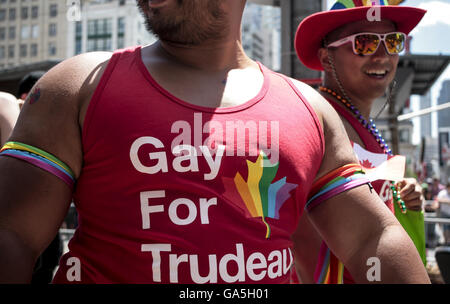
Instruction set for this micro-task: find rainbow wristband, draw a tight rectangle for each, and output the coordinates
[306,164,370,212]
[307,173,367,204]
[1,141,74,175]
[0,142,75,190]
[310,163,363,195]
[306,178,371,211]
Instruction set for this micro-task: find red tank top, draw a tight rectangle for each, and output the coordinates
[52,46,325,283]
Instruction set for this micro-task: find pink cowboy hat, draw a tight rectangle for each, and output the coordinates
[295,0,427,71]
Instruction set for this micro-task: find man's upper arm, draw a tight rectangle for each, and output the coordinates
[0,52,111,256]
[291,79,358,173]
[0,92,20,146]
[291,80,410,280]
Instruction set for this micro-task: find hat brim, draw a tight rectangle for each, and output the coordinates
[295,6,427,71]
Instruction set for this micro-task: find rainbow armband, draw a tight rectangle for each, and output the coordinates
[0,141,75,190]
[305,163,371,212]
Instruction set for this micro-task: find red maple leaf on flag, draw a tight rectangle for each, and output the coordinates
[360,159,375,169]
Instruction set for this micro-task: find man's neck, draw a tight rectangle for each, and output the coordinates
[140,39,263,109]
[158,38,253,71]
[321,82,375,120]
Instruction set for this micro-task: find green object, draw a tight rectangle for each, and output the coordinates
[394,203,427,266]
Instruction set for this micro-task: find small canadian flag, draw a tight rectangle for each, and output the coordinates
[352,142,406,182]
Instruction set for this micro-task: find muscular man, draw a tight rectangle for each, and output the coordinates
[294,1,427,283]
[0,0,429,283]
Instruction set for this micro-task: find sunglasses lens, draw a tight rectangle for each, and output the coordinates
[385,33,405,54]
[354,34,380,55]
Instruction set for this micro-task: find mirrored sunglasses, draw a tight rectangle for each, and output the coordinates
[327,32,406,56]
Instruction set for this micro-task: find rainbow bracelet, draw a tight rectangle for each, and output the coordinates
[0,141,75,190]
[307,173,367,204]
[309,163,363,195]
[305,164,371,212]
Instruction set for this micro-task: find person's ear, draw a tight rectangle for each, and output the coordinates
[318,48,333,73]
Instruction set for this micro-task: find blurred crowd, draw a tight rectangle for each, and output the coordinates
[422,177,450,246]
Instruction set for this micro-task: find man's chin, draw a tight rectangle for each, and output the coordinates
[153,30,204,46]
[362,77,395,97]
[364,86,391,101]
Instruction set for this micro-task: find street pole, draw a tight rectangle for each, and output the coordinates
[397,102,450,121]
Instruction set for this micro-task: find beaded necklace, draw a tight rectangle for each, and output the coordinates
[319,86,406,213]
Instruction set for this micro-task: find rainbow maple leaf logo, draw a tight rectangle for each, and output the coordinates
[222,151,298,239]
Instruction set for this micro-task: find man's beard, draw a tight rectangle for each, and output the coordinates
[137,0,228,45]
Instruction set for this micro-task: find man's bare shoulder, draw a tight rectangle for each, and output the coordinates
[58,51,112,72]
[9,52,113,176]
[289,78,358,175]
[38,52,113,102]
[289,78,338,127]
[0,92,19,109]
[17,51,114,128]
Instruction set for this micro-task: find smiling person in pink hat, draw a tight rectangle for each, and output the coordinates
[293,0,428,284]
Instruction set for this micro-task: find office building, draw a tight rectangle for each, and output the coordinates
[0,0,69,69]
[242,2,281,71]
[67,0,156,57]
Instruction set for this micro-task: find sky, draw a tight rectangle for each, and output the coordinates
[326,0,450,143]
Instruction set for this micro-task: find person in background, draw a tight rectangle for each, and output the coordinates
[0,92,20,146]
[436,181,450,245]
[423,182,439,248]
[293,0,427,283]
[16,71,46,110]
[424,182,438,212]
[431,177,445,200]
